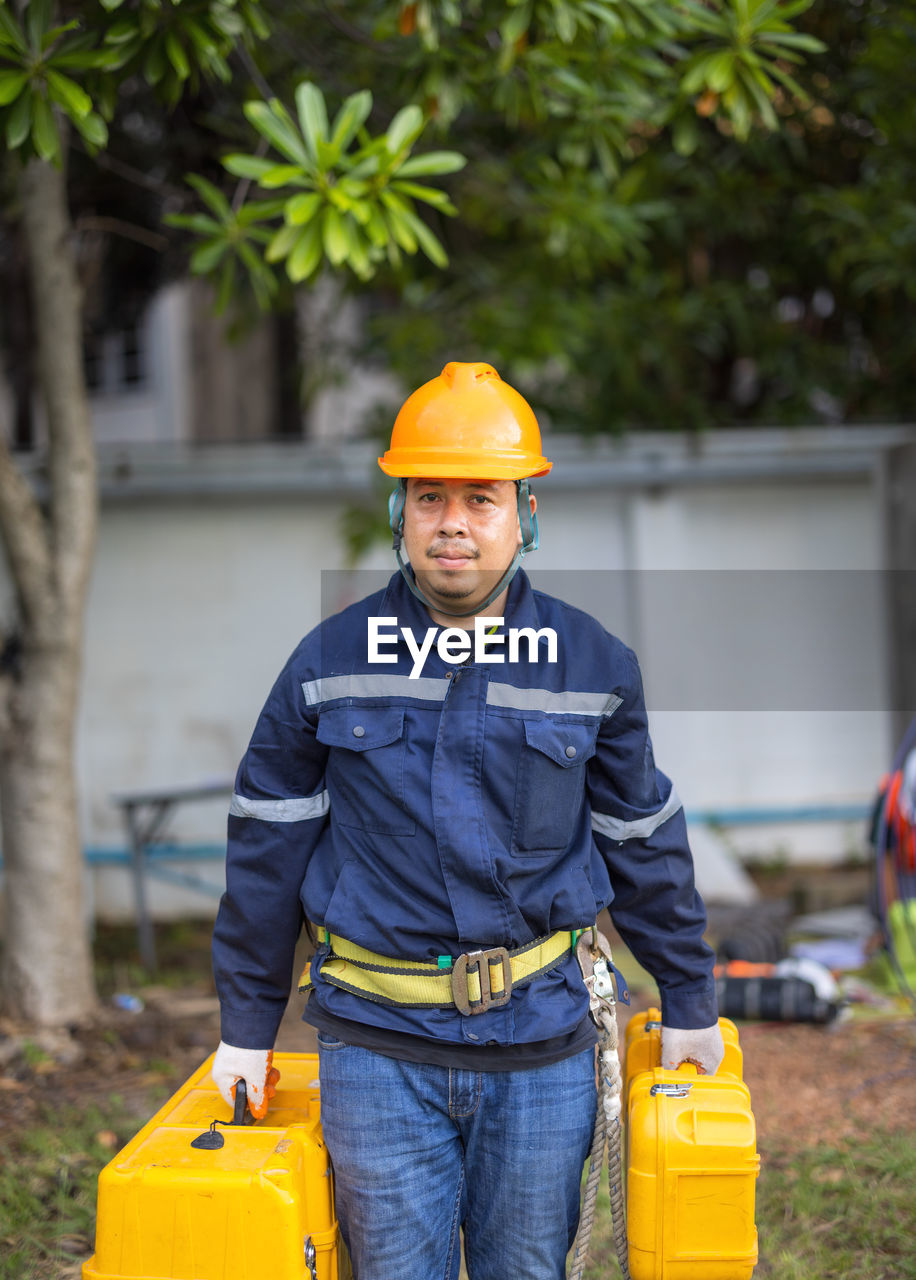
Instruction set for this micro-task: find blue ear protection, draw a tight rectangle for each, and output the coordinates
[388,480,407,551]
[517,477,539,553]
[387,478,539,616]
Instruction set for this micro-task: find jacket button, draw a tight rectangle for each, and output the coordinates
[352,725,365,738]
[565,745,577,758]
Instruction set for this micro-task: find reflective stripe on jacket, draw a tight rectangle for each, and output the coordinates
[212,570,717,1049]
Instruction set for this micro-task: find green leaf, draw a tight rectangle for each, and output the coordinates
[53,43,123,70]
[96,35,141,70]
[286,191,322,225]
[26,0,53,53]
[244,99,311,167]
[238,241,277,309]
[723,83,751,141]
[342,221,372,279]
[329,89,372,154]
[386,103,424,155]
[72,110,108,149]
[143,38,167,86]
[103,20,138,45]
[6,86,32,148]
[738,64,779,130]
[236,199,288,225]
[766,61,811,104]
[211,5,245,39]
[760,30,826,53]
[321,205,350,266]
[191,237,229,274]
[672,116,699,157]
[183,16,216,56]
[287,220,323,281]
[337,178,370,199]
[314,136,341,171]
[46,69,92,119]
[164,212,223,234]
[265,220,303,263]
[382,204,417,253]
[681,52,721,96]
[165,32,190,80]
[222,153,279,180]
[31,92,60,162]
[345,152,381,181]
[706,50,737,94]
[0,6,26,53]
[214,256,236,315]
[0,70,27,106]
[41,19,80,51]
[347,197,371,227]
[400,208,448,267]
[391,180,456,213]
[258,163,308,189]
[366,204,388,249]
[295,81,328,162]
[186,173,233,221]
[500,5,531,46]
[396,150,466,178]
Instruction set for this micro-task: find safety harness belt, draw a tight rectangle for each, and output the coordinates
[298,928,577,1016]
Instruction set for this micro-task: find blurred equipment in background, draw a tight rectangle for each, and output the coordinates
[872,715,916,1008]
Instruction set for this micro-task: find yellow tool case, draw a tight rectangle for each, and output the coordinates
[83,1052,346,1280]
[623,1008,760,1280]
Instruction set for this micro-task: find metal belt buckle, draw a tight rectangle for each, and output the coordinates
[451,946,512,1016]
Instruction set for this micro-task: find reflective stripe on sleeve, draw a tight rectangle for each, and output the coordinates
[230,791,330,822]
[590,787,682,841]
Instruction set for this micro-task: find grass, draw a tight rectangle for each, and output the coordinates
[0,1098,141,1280]
[578,1127,916,1280]
[754,1132,915,1279]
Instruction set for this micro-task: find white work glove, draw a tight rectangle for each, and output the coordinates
[661,1023,725,1075]
[211,1041,280,1120]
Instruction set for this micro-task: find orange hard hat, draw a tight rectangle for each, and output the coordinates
[378,361,552,480]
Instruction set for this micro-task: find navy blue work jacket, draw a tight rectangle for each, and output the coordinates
[213,570,717,1050]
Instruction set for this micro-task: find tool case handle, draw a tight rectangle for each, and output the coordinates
[233,1079,255,1126]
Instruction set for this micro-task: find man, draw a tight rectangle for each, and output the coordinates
[212,362,723,1280]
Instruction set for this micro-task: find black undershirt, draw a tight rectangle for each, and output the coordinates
[305,1000,598,1071]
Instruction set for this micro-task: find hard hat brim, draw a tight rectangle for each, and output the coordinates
[378,449,552,480]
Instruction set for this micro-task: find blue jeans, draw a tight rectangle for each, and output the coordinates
[317,1034,597,1280]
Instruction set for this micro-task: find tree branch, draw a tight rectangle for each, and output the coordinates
[75,215,169,252]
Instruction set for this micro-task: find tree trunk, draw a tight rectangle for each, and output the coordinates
[0,642,95,1024]
[0,155,98,1027]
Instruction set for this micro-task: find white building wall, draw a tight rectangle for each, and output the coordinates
[38,426,907,918]
[530,473,891,872]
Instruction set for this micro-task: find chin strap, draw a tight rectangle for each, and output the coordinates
[389,478,538,620]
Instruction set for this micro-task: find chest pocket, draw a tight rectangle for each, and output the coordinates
[512,719,598,854]
[316,705,415,836]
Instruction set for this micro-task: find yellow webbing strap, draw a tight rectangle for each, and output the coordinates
[298,929,573,1008]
